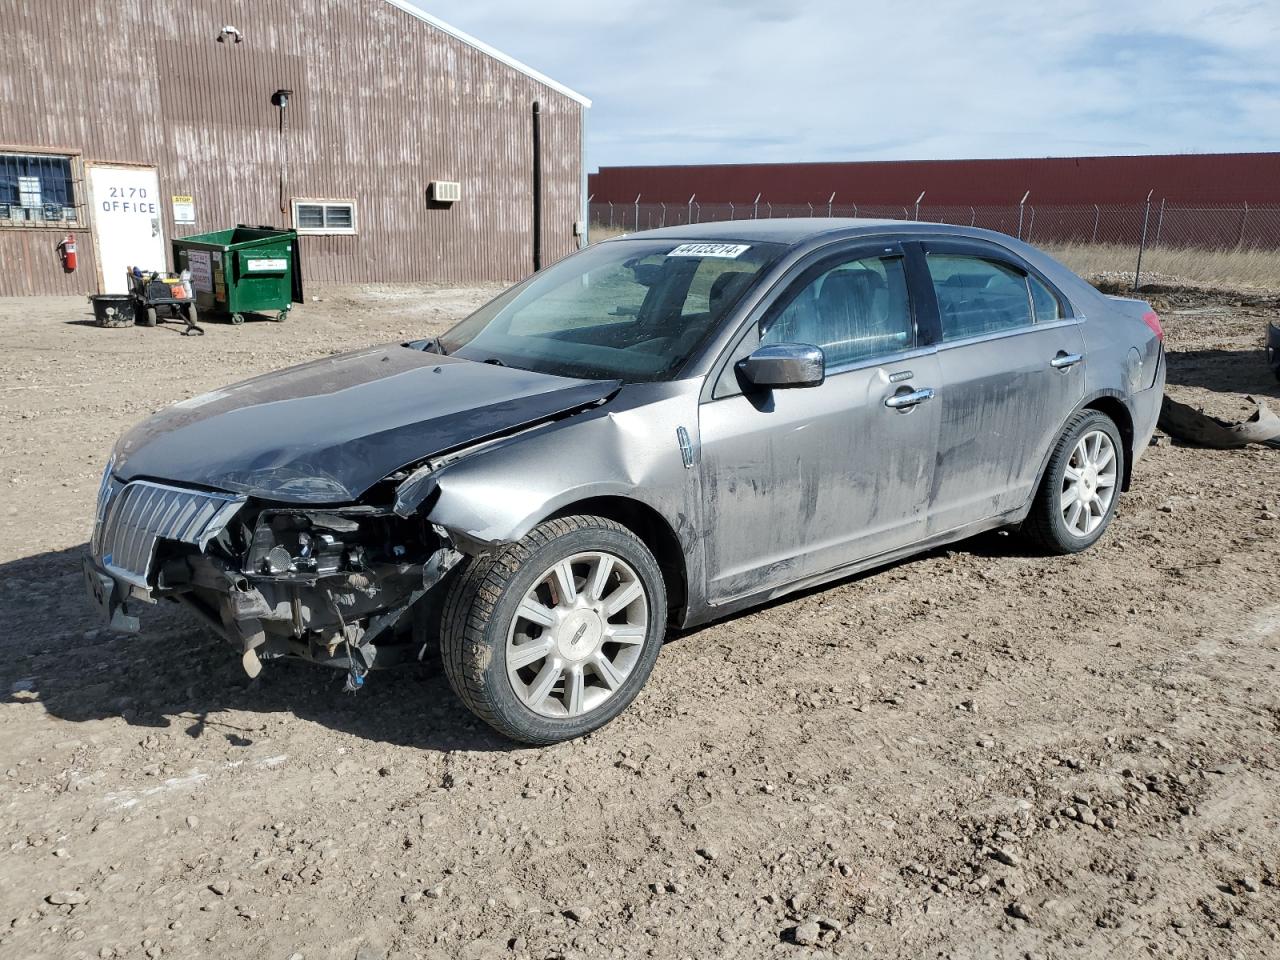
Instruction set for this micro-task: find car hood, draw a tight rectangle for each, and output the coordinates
[112,345,619,504]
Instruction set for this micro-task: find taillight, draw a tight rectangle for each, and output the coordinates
[1142,310,1164,343]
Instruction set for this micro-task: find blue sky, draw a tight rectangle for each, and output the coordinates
[413,0,1280,170]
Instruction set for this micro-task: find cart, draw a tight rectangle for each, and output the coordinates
[127,267,204,335]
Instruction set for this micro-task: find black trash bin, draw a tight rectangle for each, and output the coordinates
[89,294,136,328]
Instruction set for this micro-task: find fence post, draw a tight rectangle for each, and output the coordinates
[608,201,614,229]
[695,201,700,223]
[1154,198,1165,247]
[807,202,814,217]
[634,194,641,232]
[852,203,858,218]
[970,206,975,226]
[1092,204,1099,243]
[729,202,735,221]
[1133,189,1154,292]
[1017,191,1030,240]
[687,194,695,225]
[660,202,667,227]
[915,190,925,220]
[767,202,773,218]
[828,192,835,217]
[754,193,761,219]
[1238,202,1250,246]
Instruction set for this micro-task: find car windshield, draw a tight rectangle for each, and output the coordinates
[436,238,786,382]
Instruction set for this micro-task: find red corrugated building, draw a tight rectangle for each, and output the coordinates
[589,153,1280,206]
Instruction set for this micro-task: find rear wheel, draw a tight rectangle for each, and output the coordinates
[439,516,667,744]
[138,306,157,327]
[1023,410,1125,554]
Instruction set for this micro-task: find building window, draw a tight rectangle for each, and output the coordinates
[0,152,79,225]
[292,199,357,235]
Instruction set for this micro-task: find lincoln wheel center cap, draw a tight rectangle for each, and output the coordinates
[556,610,604,662]
[1081,466,1098,497]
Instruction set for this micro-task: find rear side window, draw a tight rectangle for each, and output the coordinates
[926,255,1033,340]
[761,254,912,367]
[1029,274,1063,322]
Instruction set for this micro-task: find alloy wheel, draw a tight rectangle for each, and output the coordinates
[505,551,649,718]
[1060,429,1118,537]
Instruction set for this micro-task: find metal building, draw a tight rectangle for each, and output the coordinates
[589,153,1280,207]
[0,0,589,297]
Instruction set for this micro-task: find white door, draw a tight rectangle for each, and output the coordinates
[86,164,165,294]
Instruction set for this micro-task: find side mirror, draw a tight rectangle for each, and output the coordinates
[737,342,825,390]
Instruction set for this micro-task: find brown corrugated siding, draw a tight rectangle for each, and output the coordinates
[0,0,583,296]
[589,153,1280,207]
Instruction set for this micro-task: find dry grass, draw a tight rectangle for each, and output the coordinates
[588,224,631,243]
[1043,241,1280,291]
[587,223,1280,291]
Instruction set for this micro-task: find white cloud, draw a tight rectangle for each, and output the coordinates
[414,0,1280,168]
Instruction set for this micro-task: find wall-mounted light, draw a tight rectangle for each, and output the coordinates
[271,89,293,109]
[217,25,243,43]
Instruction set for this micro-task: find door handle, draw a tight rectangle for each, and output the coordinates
[1051,352,1083,369]
[885,387,934,409]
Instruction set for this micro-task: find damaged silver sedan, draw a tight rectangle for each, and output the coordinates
[84,220,1165,743]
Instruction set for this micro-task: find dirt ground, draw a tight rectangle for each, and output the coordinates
[0,278,1277,960]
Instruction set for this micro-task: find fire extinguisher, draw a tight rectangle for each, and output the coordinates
[60,233,77,272]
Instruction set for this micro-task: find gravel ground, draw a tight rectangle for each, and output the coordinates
[0,281,1277,960]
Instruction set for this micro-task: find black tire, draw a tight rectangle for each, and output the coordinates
[439,515,667,745]
[139,306,157,327]
[1023,410,1126,554]
[230,313,246,325]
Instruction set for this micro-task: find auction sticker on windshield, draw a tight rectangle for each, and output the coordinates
[667,243,751,259]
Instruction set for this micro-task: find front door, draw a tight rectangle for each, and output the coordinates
[919,243,1088,534]
[86,164,164,293]
[698,244,942,604]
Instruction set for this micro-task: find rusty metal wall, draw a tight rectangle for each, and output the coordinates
[0,0,584,296]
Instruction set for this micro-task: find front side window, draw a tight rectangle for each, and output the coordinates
[927,254,1033,340]
[0,153,78,224]
[292,199,356,235]
[438,239,786,382]
[761,254,912,367]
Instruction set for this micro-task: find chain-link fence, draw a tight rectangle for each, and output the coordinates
[587,198,1280,285]
[589,198,1280,248]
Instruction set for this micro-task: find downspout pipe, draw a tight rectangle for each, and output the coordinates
[532,101,543,272]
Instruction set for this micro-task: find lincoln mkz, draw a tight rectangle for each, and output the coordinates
[85,220,1165,743]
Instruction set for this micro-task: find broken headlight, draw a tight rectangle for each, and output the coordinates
[246,510,372,579]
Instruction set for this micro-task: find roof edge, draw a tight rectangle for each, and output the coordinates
[383,0,591,107]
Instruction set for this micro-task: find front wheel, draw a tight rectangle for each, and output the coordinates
[1023,410,1125,554]
[439,516,667,744]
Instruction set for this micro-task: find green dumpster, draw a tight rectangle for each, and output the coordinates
[171,225,303,324]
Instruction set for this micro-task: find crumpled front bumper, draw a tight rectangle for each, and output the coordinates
[81,553,142,633]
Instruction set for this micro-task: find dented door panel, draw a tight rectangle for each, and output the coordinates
[699,352,941,604]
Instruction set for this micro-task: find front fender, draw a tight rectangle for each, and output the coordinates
[422,384,703,553]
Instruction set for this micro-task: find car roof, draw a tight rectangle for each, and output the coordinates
[606,217,991,245]
[604,217,1102,312]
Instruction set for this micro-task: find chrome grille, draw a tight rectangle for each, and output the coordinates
[92,479,246,588]
[90,460,119,557]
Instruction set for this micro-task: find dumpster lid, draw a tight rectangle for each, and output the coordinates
[175,225,297,250]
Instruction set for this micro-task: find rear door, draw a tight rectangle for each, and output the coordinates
[698,241,942,603]
[914,240,1086,534]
